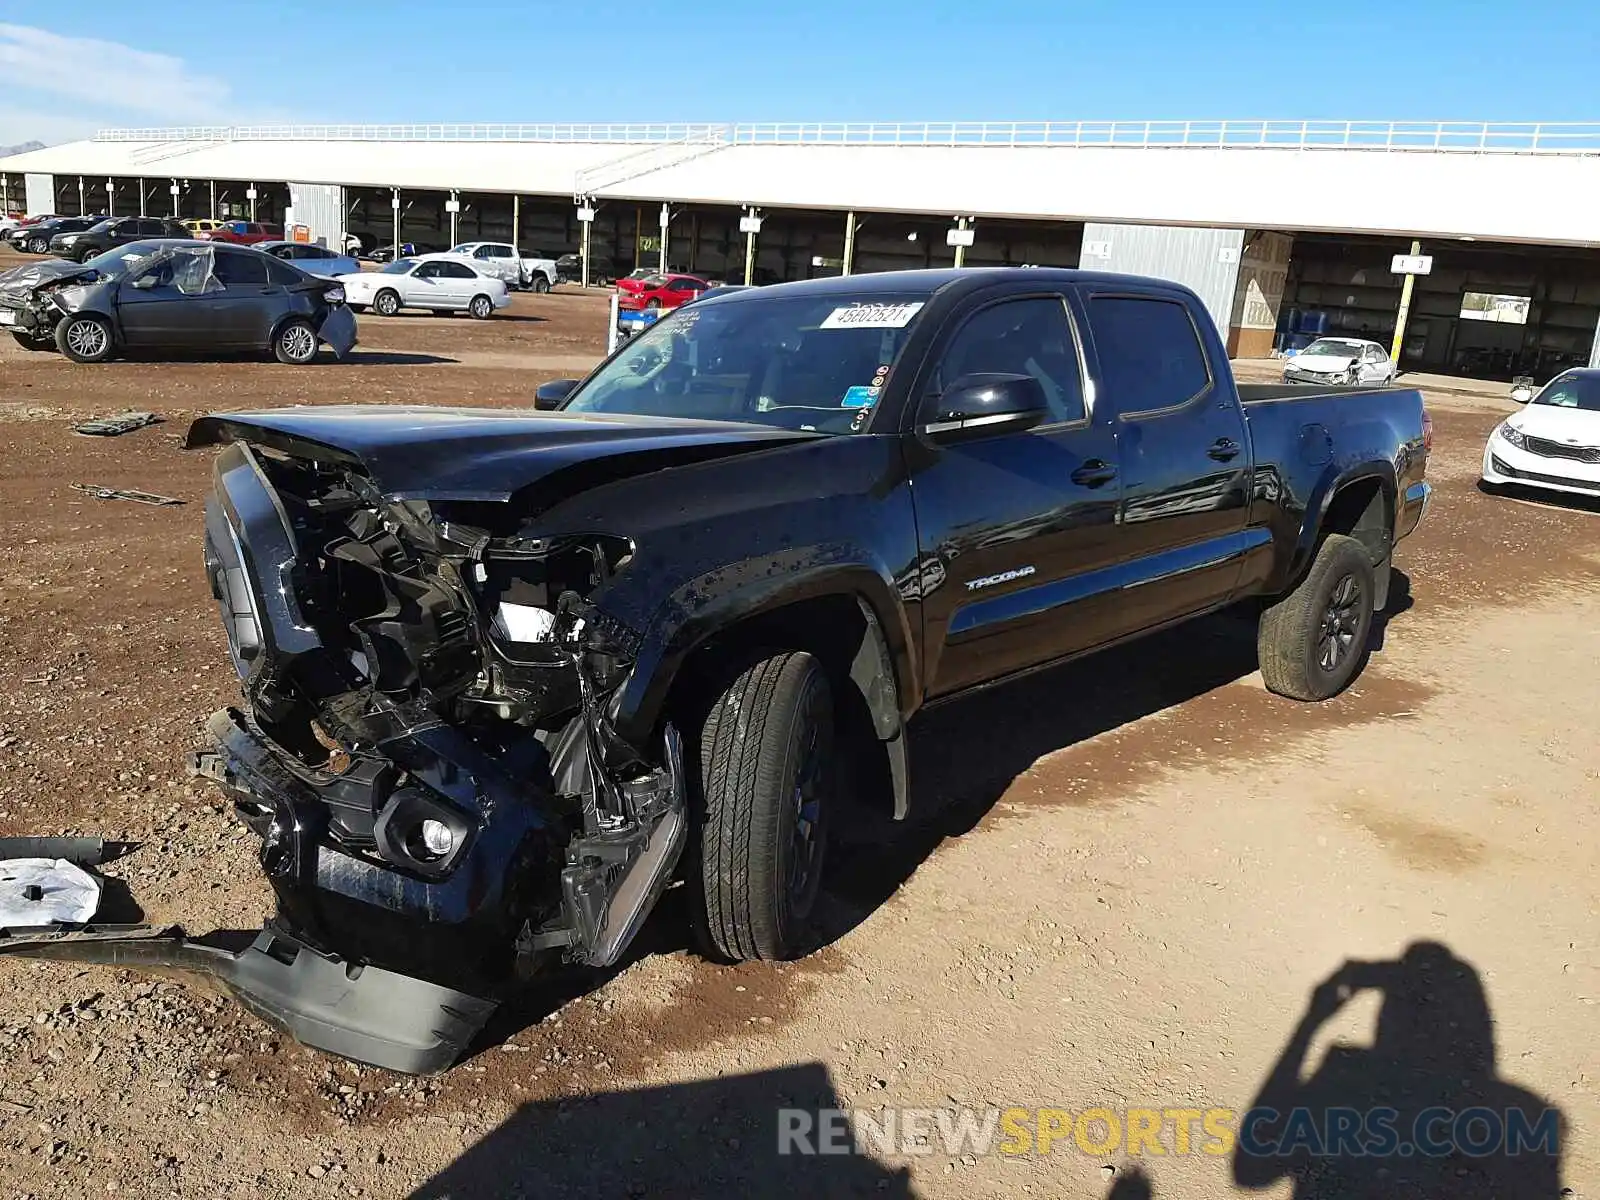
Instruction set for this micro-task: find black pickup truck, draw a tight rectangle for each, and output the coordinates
[162,268,1431,1072]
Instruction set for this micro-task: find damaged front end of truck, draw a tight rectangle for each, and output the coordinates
[173,414,704,1071]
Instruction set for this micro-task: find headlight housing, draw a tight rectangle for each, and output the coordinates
[1498,422,1527,449]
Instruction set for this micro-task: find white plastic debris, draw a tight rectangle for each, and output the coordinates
[0,857,102,927]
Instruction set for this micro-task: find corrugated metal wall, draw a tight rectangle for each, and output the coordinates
[1079,223,1245,333]
[286,182,346,248]
[24,173,53,216]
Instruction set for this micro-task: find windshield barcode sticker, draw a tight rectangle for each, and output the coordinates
[820,302,924,330]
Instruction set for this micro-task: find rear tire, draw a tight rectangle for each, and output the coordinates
[26,236,46,254]
[372,289,400,317]
[1257,533,1376,701]
[532,275,551,294]
[468,294,493,320]
[272,317,319,365]
[54,313,113,363]
[696,651,833,962]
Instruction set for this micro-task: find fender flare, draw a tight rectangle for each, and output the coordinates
[1287,459,1397,586]
[607,562,918,818]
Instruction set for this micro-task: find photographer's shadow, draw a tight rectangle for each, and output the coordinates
[1234,941,1564,1199]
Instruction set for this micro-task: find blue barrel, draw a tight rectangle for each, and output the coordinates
[1279,306,1301,334]
[1297,310,1330,335]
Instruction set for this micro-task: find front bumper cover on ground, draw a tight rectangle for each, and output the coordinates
[0,920,496,1074]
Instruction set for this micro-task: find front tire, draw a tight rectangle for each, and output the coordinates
[1258,533,1376,701]
[272,318,319,365]
[468,294,493,320]
[54,313,113,363]
[372,289,400,317]
[696,651,833,962]
[26,236,46,254]
[11,331,49,351]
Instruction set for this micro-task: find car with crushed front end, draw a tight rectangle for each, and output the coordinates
[0,240,356,363]
[164,268,1432,1075]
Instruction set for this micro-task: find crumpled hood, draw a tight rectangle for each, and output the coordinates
[186,405,823,502]
[1288,352,1357,373]
[0,258,98,301]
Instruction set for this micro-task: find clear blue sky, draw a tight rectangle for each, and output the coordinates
[0,0,1595,144]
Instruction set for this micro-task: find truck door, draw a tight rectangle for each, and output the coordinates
[1079,289,1256,632]
[908,291,1125,699]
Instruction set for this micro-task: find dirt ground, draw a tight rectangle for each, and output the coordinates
[1,245,1597,1199]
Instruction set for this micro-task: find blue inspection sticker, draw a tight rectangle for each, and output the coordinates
[841,385,877,409]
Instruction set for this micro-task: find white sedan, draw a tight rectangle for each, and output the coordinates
[1482,368,1600,499]
[337,255,511,319]
[1283,337,1398,386]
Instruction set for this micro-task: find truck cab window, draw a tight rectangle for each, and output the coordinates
[934,296,1086,424]
[1086,296,1211,414]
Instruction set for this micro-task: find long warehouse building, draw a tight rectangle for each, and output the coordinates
[5,120,1600,379]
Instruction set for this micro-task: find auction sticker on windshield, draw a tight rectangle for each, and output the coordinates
[820,302,924,329]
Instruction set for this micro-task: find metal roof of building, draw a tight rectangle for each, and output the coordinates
[4,121,1599,245]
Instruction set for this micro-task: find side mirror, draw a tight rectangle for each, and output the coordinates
[923,373,1049,440]
[130,274,158,290]
[534,379,579,410]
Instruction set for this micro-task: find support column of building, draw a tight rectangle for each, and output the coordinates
[741,208,762,285]
[577,199,595,288]
[1391,239,1423,363]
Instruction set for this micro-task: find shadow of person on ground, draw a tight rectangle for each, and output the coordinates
[1233,941,1564,1198]
[1105,1165,1154,1199]
[407,1062,912,1200]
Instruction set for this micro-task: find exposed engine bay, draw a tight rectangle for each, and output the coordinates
[196,436,688,1013]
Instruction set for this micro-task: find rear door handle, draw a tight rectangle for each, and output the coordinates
[1207,438,1240,462]
[1070,459,1118,488]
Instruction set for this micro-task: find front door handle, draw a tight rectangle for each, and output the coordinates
[1207,438,1240,462]
[1070,459,1118,488]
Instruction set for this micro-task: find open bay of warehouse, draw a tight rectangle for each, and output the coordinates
[0,245,1596,1199]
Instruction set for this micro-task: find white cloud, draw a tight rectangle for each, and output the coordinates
[0,106,99,148]
[0,23,233,121]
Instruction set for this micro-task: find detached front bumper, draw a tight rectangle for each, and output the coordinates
[0,921,495,1075]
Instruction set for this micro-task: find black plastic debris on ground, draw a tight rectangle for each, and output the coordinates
[69,483,183,506]
[73,411,161,437]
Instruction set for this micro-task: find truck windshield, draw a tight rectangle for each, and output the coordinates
[563,293,930,433]
[1532,375,1600,412]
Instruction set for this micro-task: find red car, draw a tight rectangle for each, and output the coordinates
[616,272,710,312]
[197,220,282,245]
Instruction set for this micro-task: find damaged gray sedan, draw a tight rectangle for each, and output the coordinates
[0,240,356,364]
